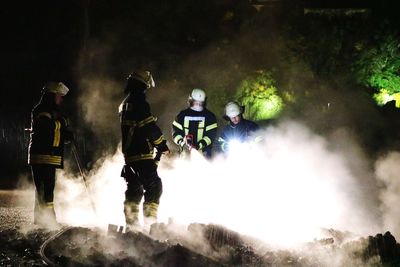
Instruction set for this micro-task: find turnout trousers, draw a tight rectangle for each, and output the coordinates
[31,165,57,226]
[121,160,162,226]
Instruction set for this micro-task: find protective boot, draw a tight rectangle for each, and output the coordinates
[34,202,59,229]
[143,202,158,230]
[124,201,140,230]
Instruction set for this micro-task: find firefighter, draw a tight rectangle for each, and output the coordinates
[28,82,73,228]
[119,70,169,229]
[172,88,218,158]
[218,101,259,153]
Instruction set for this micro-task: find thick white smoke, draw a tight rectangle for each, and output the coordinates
[158,121,382,247]
[375,151,400,238]
[54,150,126,229]
[47,120,388,248]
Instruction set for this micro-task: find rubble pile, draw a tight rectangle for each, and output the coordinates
[0,228,53,266]
[41,223,400,266]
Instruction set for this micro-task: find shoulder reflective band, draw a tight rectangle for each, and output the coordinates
[36,112,52,120]
[137,116,155,128]
[206,123,218,131]
[53,121,61,147]
[173,120,183,130]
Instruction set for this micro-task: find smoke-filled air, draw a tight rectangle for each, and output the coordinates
[47,118,400,250]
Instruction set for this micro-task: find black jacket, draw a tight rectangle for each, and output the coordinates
[119,91,168,164]
[28,94,70,168]
[172,107,218,154]
[219,118,259,152]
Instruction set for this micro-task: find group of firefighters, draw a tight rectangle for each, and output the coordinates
[27,70,260,229]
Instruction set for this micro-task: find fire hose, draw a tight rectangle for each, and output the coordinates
[40,143,97,265]
[71,142,97,216]
[39,226,72,266]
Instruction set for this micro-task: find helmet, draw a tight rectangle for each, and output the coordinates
[43,82,69,96]
[189,88,206,102]
[127,70,155,89]
[225,102,242,118]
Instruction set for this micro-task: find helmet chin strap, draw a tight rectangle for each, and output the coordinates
[190,103,204,112]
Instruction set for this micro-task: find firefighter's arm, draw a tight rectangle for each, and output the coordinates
[61,117,74,143]
[197,118,218,151]
[146,121,170,166]
[172,114,185,148]
[137,113,170,154]
[119,104,136,154]
[218,129,229,152]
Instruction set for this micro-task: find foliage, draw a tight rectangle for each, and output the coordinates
[235,71,283,121]
[353,33,400,106]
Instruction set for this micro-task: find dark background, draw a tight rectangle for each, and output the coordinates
[1,0,399,188]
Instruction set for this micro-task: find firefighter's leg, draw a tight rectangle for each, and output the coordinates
[31,165,57,226]
[142,169,163,227]
[121,165,144,226]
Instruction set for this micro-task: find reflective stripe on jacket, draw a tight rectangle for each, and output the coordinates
[119,92,168,164]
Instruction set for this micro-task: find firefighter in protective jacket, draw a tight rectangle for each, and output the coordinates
[28,82,73,227]
[219,101,259,153]
[119,70,169,228]
[172,88,218,158]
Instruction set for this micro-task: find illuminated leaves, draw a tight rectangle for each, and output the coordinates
[235,71,284,120]
[353,33,400,106]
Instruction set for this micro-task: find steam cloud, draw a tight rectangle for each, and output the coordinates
[44,119,396,249]
[375,152,400,238]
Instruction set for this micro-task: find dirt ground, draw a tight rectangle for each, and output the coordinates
[2,190,400,267]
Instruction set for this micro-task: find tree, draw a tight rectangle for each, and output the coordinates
[235,71,284,121]
[353,33,400,107]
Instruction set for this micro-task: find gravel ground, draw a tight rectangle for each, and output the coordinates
[0,189,53,266]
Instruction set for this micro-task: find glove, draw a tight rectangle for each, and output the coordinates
[197,140,207,152]
[177,138,185,148]
[157,141,170,154]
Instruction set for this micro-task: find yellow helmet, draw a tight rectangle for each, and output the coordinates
[127,70,155,89]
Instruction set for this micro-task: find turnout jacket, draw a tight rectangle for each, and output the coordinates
[172,107,218,152]
[28,100,70,168]
[219,118,259,152]
[119,91,168,164]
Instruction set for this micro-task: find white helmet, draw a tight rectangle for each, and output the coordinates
[189,88,206,102]
[43,82,69,96]
[225,102,242,118]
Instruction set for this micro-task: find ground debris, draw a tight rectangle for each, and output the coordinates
[3,224,400,267]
